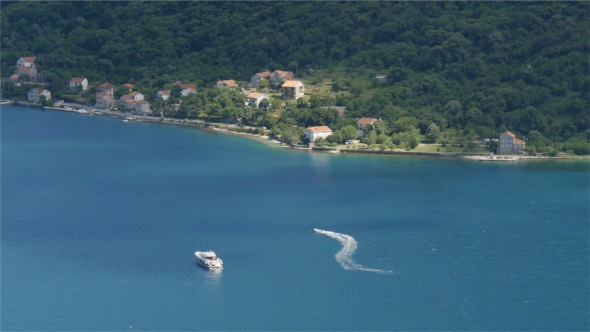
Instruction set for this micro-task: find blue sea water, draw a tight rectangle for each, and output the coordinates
[1,105,588,331]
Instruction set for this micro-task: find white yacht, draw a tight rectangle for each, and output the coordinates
[195,251,223,269]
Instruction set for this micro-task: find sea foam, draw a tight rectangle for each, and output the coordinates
[315,229,393,275]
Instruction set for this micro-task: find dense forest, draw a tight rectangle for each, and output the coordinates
[1,1,588,153]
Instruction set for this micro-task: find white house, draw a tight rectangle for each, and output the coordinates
[69,77,88,91]
[246,92,270,108]
[119,91,144,109]
[357,117,377,130]
[157,90,171,101]
[180,83,197,97]
[96,82,116,97]
[305,126,333,142]
[28,88,51,104]
[134,100,151,114]
[17,56,36,68]
[282,80,305,100]
[95,93,114,109]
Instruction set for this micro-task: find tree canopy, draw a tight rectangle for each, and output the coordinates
[1,1,588,149]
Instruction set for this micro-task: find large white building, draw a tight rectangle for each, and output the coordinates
[305,126,333,142]
[27,88,51,104]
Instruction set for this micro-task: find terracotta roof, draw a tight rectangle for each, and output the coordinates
[10,74,20,79]
[20,56,36,62]
[171,80,183,86]
[357,117,377,125]
[180,83,197,90]
[217,80,236,86]
[282,80,303,88]
[97,82,116,90]
[129,91,139,97]
[123,83,135,88]
[273,70,294,80]
[503,131,516,137]
[15,66,33,73]
[247,93,264,98]
[307,126,332,133]
[514,138,525,145]
[70,77,86,83]
[159,90,171,95]
[257,71,271,78]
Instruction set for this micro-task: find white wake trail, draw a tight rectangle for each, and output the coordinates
[314,228,393,275]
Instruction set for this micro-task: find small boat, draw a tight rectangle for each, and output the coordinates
[314,228,325,234]
[195,251,223,269]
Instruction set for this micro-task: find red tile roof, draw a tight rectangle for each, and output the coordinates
[307,126,332,133]
[514,138,525,145]
[180,83,197,90]
[247,92,264,98]
[357,117,377,125]
[70,77,86,83]
[282,80,303,88]
[257,71,271,78]
[503,131,516,137]
[20,56,36,63]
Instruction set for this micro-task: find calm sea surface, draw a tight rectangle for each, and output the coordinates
[2,105,588,331]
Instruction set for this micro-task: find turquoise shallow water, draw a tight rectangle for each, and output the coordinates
[2,106,589,331]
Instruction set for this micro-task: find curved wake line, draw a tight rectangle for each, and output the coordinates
[315,228,393,275]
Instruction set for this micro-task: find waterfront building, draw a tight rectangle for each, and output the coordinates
[27,88,51,104]
[497,131,526,155]
[69,77,88,91]
[305,126,333,142]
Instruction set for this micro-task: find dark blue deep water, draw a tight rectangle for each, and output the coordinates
[2,106,589,331]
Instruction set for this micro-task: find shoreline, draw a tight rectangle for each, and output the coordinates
[5,103,589,162]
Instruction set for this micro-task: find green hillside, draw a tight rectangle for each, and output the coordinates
[1,1,588,153]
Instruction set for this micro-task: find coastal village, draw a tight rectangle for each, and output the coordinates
[3,55,531,160]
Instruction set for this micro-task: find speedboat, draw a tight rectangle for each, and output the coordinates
[195,251,223,269]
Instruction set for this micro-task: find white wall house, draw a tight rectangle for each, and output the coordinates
[69,77,88,91]
[119,91,144,108]
[180,84,197,97]
[96,82,116,97]
[95,93,114,109]
[282,80,305,100]
[28,88,51,104]
[17,56,36,68]
[305,126,333,142]
[134,100,151,114]
[157,90,171,101]
[246,92,270,108]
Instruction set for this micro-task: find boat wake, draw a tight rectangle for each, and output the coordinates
[314,228,393,275]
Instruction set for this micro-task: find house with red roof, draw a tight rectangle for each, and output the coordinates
[69,77,88,91]
[119,91,144,109]
[246,92,270,108]
[27,88,51,104]
[95,93,114,109]
[215,80,237,89]
[497,131,526,155]
[282,80,305,100]
[157,90,171,101]
[305,126,333,142]
[357,117,377,130]
[250,70,271,89]
[270,70,295,88]
[179,84,197,97]
[17,56,36,68]
[97,82,116,97]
